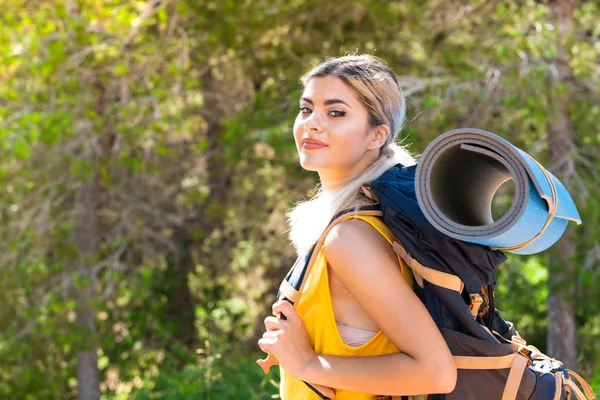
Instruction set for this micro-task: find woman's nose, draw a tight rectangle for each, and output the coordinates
[303,110,323,132]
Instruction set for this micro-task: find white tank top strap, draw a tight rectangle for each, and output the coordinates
[335,320,378,347]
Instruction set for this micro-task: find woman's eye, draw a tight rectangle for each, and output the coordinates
[329,110,346,117]
[299,106,312,114]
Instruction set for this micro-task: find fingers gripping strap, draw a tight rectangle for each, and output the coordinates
[501,354,528,400]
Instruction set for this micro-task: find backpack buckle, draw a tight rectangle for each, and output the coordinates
[469,293,483,318]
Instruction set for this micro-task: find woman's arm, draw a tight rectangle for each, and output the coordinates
[260,218,456,396]
[318,218,456,394]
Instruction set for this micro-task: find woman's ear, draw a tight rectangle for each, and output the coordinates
[368,125,390,150]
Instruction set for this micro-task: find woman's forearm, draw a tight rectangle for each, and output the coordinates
[300,352,455,396]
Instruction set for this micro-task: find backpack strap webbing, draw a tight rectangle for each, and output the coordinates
[492,330,596,400]
[453,353,528,400]
[391,241,465,293]
[453,354,516,369]
[566,370,596,399]
[564,378,589,400]
[555,370,595,400]
[502,353,528,400]
[278,278,301,304]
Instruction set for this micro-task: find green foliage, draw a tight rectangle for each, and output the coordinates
[496,255,549,350]
[130,349,279,400]
[0,0,599,398]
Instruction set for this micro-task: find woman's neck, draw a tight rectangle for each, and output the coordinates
[318,153,379,192]
[318,174,349,192]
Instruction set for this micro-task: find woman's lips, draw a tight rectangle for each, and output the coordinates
[302,142,327,150]
[302,138,327,150]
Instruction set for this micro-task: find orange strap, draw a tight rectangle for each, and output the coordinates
[501,354,528,400]
[493,331,564,366]
[554,371,564,400]
[455,353,528,400]
[567,370,596,399]
[359,185,379,203]
[491,334,595,400]
[392,241,464,293]
[469,294,483,318]
[565,378,589,400]
[454,354,516,369]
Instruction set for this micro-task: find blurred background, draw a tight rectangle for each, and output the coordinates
[1,0,599,398]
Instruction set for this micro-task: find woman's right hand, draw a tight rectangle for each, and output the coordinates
[259,312,337,399]
[263,315,281,333]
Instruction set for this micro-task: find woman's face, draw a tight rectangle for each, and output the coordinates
[293,76,379,177]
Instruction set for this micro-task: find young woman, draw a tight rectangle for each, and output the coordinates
[258,55,457,399]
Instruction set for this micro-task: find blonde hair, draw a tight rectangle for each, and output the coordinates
[287,54,416,255]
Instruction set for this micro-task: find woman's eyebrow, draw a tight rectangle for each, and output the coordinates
[300,97,352,108]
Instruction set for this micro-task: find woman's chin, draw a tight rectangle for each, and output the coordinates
[299,162,321,172]
[299,155,334,172]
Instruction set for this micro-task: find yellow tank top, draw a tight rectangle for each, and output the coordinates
[280,215,414,400]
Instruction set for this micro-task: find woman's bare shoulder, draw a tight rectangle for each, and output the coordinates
[323,218,398,277]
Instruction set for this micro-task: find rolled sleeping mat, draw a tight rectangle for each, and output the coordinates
[415,128,581,255]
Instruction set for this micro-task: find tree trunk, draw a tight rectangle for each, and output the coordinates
[75,175,102,400]
[75,78,115,399]
[546,0,577,369]
[547,230,577,369]
[157,66,235,358]
[160,226,197,359]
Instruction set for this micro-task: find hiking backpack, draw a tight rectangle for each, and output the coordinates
[262,162,595,400]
